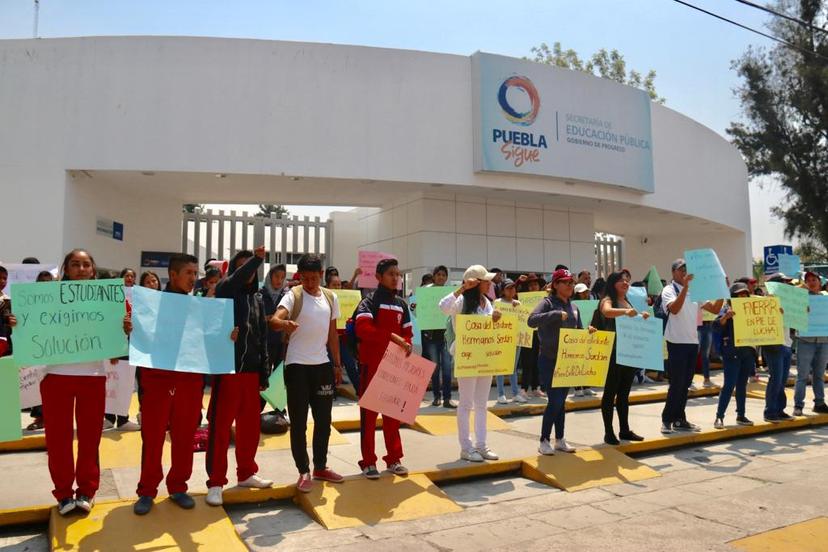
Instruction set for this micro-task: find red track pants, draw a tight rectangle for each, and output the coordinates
[358,363,403,469]
[206,372,261,487]
[40,374,106,501]
[136,368,204,497]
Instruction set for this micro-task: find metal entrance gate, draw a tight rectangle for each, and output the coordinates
[594,233,623,278]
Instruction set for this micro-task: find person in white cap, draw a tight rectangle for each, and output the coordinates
[439,265,502,463]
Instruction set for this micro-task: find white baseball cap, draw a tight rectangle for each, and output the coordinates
[463,265,496,281]
[574,283,589,294]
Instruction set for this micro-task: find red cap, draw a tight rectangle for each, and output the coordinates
[552,269,575,283]
[804,271,820,281]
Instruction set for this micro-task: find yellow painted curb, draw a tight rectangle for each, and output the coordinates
[412,411,509,435]
[0,434,46,453]
[522,447,660,492]
[0,504,51,526]
[423,459,523,483]
[730,516,828,551]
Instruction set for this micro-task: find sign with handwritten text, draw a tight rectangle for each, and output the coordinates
[616,315,664,371]
[765,281,809,331]
[684,248,729,303]
[334,290,362,330]
[357,251,400,289]
[552,329,614,387]
[358,343,435,424]
[731,296,784,347]
[454,314,519,376]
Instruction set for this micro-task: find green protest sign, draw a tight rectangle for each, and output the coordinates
[413,286,451,330]
[645,266,664,296]
[573,299,599,328]
[0,357,22,443]
[261,362,287,410]
[765,281,809,331]
[10,279,128,366]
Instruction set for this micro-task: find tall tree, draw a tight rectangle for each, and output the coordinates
[528,42,665,103]
[728,0,828,256]
[256,204,290,218]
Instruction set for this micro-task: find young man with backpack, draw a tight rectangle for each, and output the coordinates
[355,257,413,479]
[271,254,344,493]
[658,258,723,434]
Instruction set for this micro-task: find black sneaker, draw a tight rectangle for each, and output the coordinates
[778,412,794,421]
[736,416,754,426]
[75,495,94,513]
[764,414,780,423]
[660,422,674,434]
[431,398,440,407]
[813,403,828,414]
[133,496,153,516]
[362,465,381,480]
[170,492,195,510]
[57,498,76,516]
[673,420,701,432]
[619,430,645,442]
[603,433,620,445]
[443,400,457,409]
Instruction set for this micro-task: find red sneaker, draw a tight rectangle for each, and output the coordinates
[312,468,344,483]
[296,473,313,493]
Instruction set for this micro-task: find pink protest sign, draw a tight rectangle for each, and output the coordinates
[358,343,434,425]
[357,251,400,289]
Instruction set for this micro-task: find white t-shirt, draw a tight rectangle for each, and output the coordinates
[278,288,341,366]
[662,281,700,345]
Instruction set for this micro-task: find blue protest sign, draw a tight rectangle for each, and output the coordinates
[776,254,800,278]
[685,249,729,303]
[627,286,649,314]
[800,295,828,338]
[616,315,664,371]
[128,286,236,374]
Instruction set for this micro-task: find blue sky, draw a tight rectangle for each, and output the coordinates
[0,0,789,257]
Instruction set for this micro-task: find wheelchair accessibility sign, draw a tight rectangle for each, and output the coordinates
[764,244,793,275]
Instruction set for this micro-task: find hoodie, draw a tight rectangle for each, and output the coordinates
[355,286,412,370]
[215,253,269,386]
[527,294,583,360]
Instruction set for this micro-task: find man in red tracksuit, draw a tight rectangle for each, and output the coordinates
[132,253,217,515]
[356,257,413,479]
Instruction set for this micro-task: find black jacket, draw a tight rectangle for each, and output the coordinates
[527,294,583,360]
[216,254,269,386]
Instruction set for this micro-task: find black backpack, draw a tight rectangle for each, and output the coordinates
[653,283,679,329]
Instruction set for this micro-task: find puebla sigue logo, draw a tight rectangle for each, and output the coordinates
[493,76,547,167]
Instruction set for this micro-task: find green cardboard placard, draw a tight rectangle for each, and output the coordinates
[0,357,22,443]
[413,286,451,330]
[765,281,809,331]
[10,279,128,366]
[260,362,287,410]
[645,265,664,296]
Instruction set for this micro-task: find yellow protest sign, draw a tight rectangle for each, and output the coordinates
[495,300,530,348]
[552,329,614,387]
[515,291,547,348]
[453,314,518,377]
[731,296,784,347]
[334,290,363,330]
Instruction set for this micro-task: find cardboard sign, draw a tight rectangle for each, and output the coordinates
[10,279,128,366]
[616,315,664,371]
[572,299,599,329]
[0,263,58,298]
[357,251,400,289]
[358,343,435,424]
[731,296,784,347]
[552,329,614,387]
[0,357,22,443]
[105,361,136,416]
[18,364,46,409]
[765,281,809,331]
[261,362,287,411]
[495,299,531,348]
[684,248,729,303]
[129,286,235,374]
[516,291,547,348]
[627,286,649,314]
[776,254,801,278]
[800,295,828,338]
[645,265,664,296]
[453,314,519,376]
[412,286,451,330]
[333,289,362,330]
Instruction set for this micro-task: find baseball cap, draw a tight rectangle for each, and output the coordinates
[736,276,757,285]
[671,258,686,271]
[729,282,750,296]
[766,272,792,283]
[463,265,496,282]
[551,269,575,283]
[502,278,516,289]
[804,270,820,281]
[574,283,589,294]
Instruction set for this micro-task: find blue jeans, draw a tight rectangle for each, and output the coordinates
[339,335,359,394]
[794,341,828,409]
[496,351,520,397]
[422,333,452,401]
[698,322,712,379]
[538,354,569,441]
[764,346,791,417]
[716,348,754,419]
[662,342,698,425]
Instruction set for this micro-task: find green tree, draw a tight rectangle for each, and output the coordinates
[256,204,290,218]
[182,203,204,214]
[728,0,828,255]
[528,42,665,103]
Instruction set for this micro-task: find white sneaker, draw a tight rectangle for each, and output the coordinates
[643,375,657,383]
[538,439,555,456]
[703,380,716,389]
[117,420,141,432]
[238,474,273,489]
[478,447,499,461]
[513,393,528,404]
[387,462,409,475]
[583,388,596,397]
[206,486,223,506]
[714,417,724,430]
[573,389,584,397]
[555,439,576,453]
[688,383,698,391]
[460,449,484,462]
[497,395,508,404]
[102,419,115,430]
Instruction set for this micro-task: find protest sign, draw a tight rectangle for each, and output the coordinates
[776,254,801,278]
[572,299,599,328]
[627,287,649,314]
[453,314,518,376]
[334,290,362,330]
[645,265,664,296]
[105,361,136,416]
[358,343,435,424]
[684,249,729,303]
[765,281,809,331]
[129,286,235,374]
[18,364,46,409]
[800,295,828,338]
[1,264,58,298]
[495,300,530,348]
[0,357,22,443]
[731,296,784,347]
[10,279,128,366]
[413,286,450,330]
[261,362,287,410]
[516,291,547,348]
[616,315,664,371]
[553,329,614,387]
[356,251,400,289]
